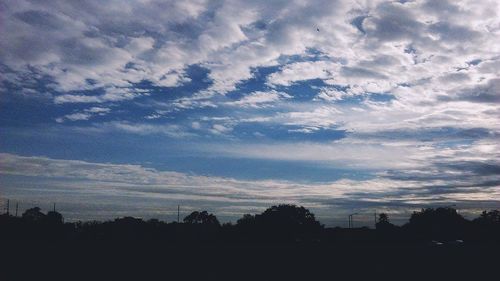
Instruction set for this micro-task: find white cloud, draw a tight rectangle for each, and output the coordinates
[225,90,292,108]
[315,88,345,101]
[238,104,343,132]
[101,121,194,138]
[191,121,201,129]
[54,95,102,104]
[210,124,233,135]
[53,87,150,104]
[267,61,340,86]
[2,0,499,118]
[206,141,417,170]
[55,113,90,123]
[56,107,111,123]
[86,107,111,114]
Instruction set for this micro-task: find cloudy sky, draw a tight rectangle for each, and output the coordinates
[1,0,499,225]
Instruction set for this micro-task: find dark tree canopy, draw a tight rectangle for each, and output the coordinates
[255,204,322,230]
[378,213,389,223]
[474,210,500,225]
[46,211,64,224]
[114,216,146,225]
[376,213,396,231]
[236,214,256,226]
[22,207,46,222]
[183,211,220,226]
[406,207,468,240]
[408,207,465,226]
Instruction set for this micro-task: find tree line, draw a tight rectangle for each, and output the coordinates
[1,204,499,244]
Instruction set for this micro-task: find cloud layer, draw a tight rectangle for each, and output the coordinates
[1,0,499,223]
[1,152,499,224]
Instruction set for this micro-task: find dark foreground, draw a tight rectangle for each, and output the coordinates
[2,205,500,279]
[3,240,499,280]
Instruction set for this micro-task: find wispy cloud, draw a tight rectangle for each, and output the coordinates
[2,153,499,223]
[56,107,111,123]
[225,90,291,108]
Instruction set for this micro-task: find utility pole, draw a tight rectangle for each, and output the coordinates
[15,203,19,217]
[53,203,56,212]
[374,212,377,229]
[349,213,358,229]
[177,205,180,223]
[6,199,9,215]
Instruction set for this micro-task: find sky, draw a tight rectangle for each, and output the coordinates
[1,0,499,226]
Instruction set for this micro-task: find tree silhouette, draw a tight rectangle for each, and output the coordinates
[258,205,319,226]
[183,211,220,226]
[236,214,254,225]
[46,210,64,224]
[379,213,389,223]
[22,207,46,222]
[405,207,468,241]
[474,210,500,226]
[472,210,500,241]
[376,213,396,230]
[251,204,322,241]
